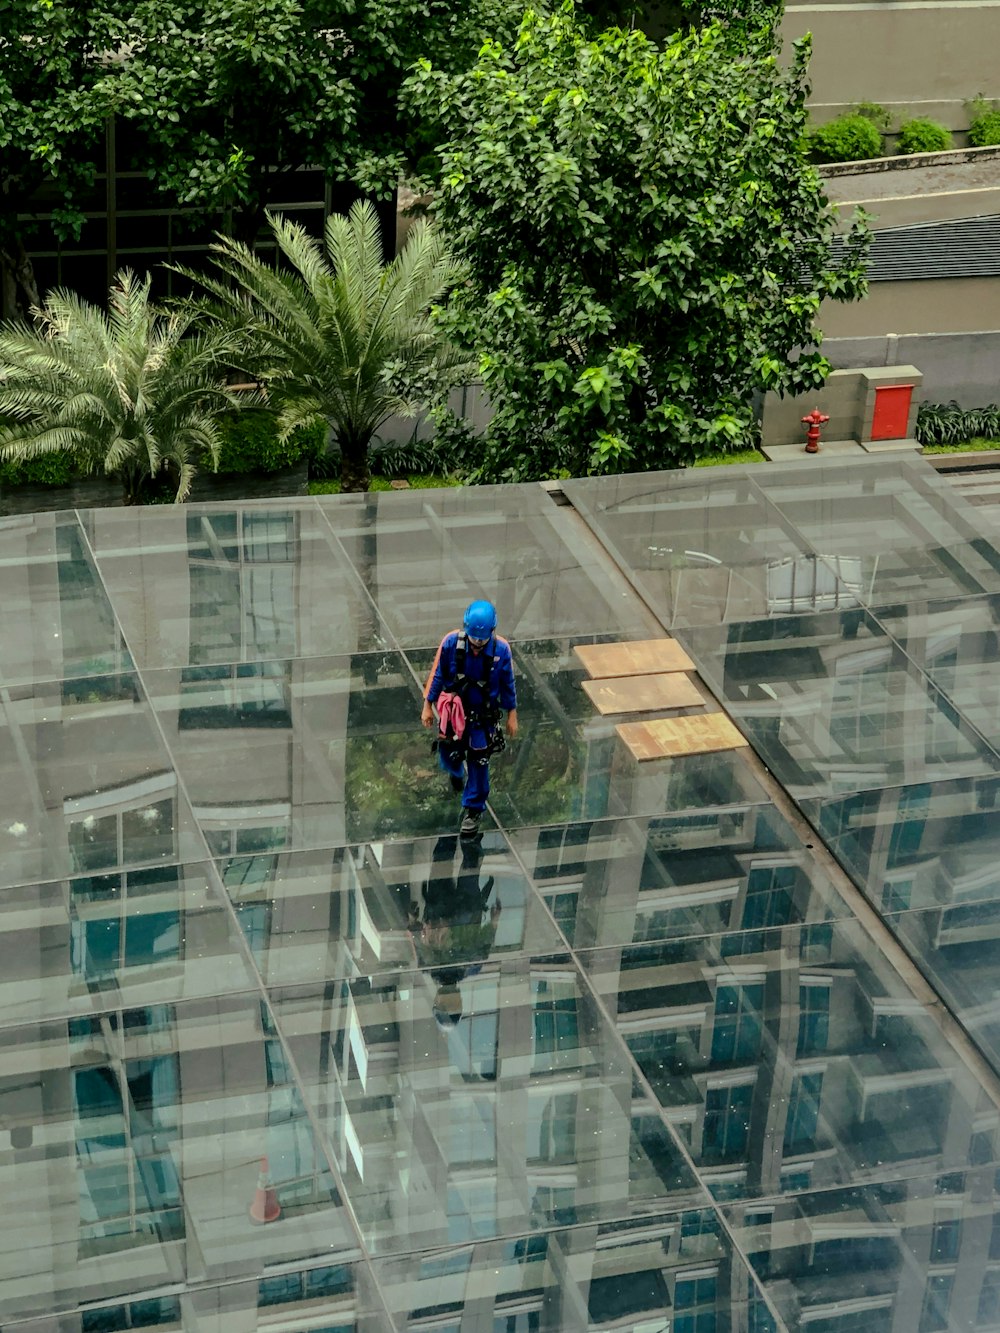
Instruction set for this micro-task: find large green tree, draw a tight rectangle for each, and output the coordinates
[0,271,242,502]
[0,0,520,319]
[0,1,126,319]
[180,201,466,491]
[405,2,870,479]
[1,0,650,318]
[108,0,534,243]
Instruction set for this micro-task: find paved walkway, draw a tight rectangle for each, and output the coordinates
[824,156,1000,204]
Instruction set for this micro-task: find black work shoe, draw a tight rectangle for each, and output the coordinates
[449,774,465,795]
[459,808,482,837]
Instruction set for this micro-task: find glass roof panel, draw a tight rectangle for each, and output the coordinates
[0,995,355,1320]
[581,917,992,1201]
[562,470,830,627]
[7,463,1000,1330]
[271,957,704,1255]
[755,458,1000,607]
[373,1210,776,1332]
[220,832,563,988]
[726,1167,1000,1333]
[0,671,203,890]
[681,609,1000,799]
[509,806,853,949]
[85,505,395,669]
[0,861,257,1030]
[0,513,132,687]
[320,487,662,648]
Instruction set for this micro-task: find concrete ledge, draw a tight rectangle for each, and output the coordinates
[818,143,1000,179]
[762,440,865,462]
[860,437,922,452]
[926,449,1000,470]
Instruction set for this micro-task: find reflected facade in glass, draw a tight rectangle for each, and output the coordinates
[4,462,1000,1332]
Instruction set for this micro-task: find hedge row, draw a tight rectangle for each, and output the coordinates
[916,400,1000,447]
[808,100,1000,164]
[0,411,327,489]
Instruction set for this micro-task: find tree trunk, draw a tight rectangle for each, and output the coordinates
[0,232,41,323]
[231,200,267,250]
[339,433,372,493]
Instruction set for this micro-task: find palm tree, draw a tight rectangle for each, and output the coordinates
[0,271,243,503]
[179,200,467,491]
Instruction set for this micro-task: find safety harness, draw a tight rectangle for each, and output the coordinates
[453,633,501,722]
[437,632,506,762]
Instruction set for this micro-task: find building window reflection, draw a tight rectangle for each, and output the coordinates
[674,1268,719,1333]
[919,1272,954,1332]
[257,1264,352,1308]
[80,1296,182,1331]
[742,864,796,930]
[531,978,580,1065]
[526,1091,577,1164]
[784,1073,823,1153]
[797,979,831,1055]
[178,662,292,729]
[703,1081,754,1162]
[74,1045,183,1243]
[978,1270,1000,1324]
[67,795,176,874]
[930,1212,962,1263]
[186,511,298,664]
[70,867,181,984]
[887,784,931,868]
[711,981,764,1064]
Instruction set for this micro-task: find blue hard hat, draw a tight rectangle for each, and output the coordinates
[463,599,497,638]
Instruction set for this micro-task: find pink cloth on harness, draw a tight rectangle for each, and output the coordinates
[436,691,466,741]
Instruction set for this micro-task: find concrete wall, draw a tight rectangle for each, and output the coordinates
[825,329,1000,405]
[762,369,864,445]
[784,1,1000,129]
[821,147,1000,229]
[836,188,1000,229]
[819,276,1000,337]
[761,365,923,445]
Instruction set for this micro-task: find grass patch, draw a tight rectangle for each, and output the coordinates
[692,449,767,467]
[921,438,1000,455]
[405,472,463,489]
[309,472,464,496]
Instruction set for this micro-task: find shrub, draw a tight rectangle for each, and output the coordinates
[853,101,892,133]
[0,448,78,488]
[808,114,883,164]
[969,109,1000,147]
[916,400,1000,446]
[311,409,477,481]
[211,410,326,474]
[897,118,952,154]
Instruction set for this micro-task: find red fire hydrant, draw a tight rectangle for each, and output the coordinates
[802,407,830,454]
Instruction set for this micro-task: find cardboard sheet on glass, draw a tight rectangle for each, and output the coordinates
[574,638,694,679]
[582,672,703,715]
[617,713,748,761]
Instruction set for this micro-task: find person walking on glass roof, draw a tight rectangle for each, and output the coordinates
[422,599,518,838]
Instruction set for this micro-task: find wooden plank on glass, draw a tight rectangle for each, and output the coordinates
[582,672,704,715]
[617,713,748,761]
[574,638,694,679]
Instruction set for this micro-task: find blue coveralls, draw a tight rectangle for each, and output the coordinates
[425,632,517,812]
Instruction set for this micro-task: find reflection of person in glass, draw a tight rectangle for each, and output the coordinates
[408,834,501,1026]
[421,599,518,838]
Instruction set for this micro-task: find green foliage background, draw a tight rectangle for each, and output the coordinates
[808,113,883,164]
[969,109,1000,147]
[896,118,952,154]
[406,3,869,480]
[212,412,326,474]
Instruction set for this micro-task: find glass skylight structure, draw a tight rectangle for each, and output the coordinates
[4,458,1000,1333]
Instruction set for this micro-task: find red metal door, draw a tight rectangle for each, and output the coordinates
[871,384,913,440]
